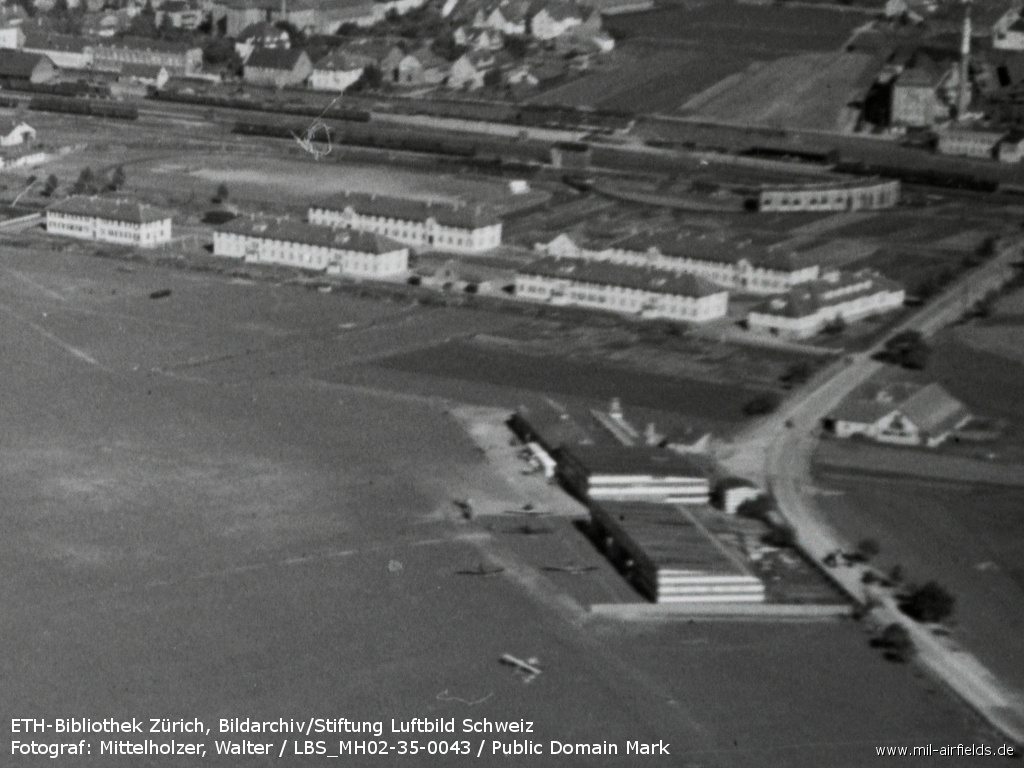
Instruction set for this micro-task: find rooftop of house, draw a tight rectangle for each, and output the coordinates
[120,62,167,79]
[752,269,903,319]
[830,381,970,434]
[92,35,202,53]
[245,47,309,70]
[22,31,90,52]
[219,217,405,253]
[520,256,726,298]
[314,48,373,71]
[316,191,502,229]
[0,48,51,79]
[48,196,171,224]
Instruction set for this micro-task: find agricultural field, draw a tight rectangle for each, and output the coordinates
[0,241,1001,767]
[582,0,870,113]
[680,51,880,133]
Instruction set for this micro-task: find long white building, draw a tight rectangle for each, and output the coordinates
[213,218,408,278]
[46,197,172,248]
[538,233,820,295]
[309,192,502,254]
[746,270,905,339]
[515,256,728,323]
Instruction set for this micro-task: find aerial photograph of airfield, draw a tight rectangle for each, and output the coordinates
[2,0,1024,763]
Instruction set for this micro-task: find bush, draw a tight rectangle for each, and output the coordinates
[878,330,930,370]
[762,524,796,548]
[872,623,914,662]
[742,392,781,416]
[735,494,775,521]
[900,581,955,623]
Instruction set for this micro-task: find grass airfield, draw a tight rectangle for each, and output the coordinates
[0,243,1000,766]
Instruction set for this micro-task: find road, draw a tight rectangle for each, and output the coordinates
[723,237,1024,744]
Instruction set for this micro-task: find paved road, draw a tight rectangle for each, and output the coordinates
[722,238,1024,744]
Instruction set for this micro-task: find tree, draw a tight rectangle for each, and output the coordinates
[742,392,781,416]
[780,360,812,387]
[900,581,955,623]
[108,165,126,192]
[821,314,846,335]
[878,330,930,370]
[735,494,775,522]
[482,67,503,89]
[42,173,58,197]
[762,523,796,548]
[214,183,229,202]
[855,537,880,561]
[872,623,914,662]
[71,167,96,195]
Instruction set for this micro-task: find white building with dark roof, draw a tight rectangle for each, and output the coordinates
[213,218,408,277]
[309,192,502,253]
[46,197,172,247]
[515,256,729,322]
[826,382,972,447]
[90,36,202,75]
[538,232,821,295]
[310,49,372,92]
[746,270,905,339]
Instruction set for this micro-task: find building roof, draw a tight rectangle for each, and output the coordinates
[560,442,707,478]
[120,62,166,79]
[48,196,171,224]
[510,400,597,450]
[898,382,969,435]
[219,217,404,253]
[22,31,89,53]
[0,49,49,78]
[92,36,201,54]
[245,47,308,70]
[318,191,501,229]
[520,256,725,298]
[237,21,290,43]
[314,48,373,72]
[752,270,902,319]
[596,232,816,273]
[589,501,752,575]
[829,397,893,424]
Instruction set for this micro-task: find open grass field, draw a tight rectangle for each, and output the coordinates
[0,241,1001,766]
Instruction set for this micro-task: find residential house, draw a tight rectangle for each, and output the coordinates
[156,0,206,30]
[0,49,55,84]
[243,47,312,88]
[20,32,91,70]
[0,121,35,147]
[530,0,585,40]
[118,63,170,88]
[234,21,290,63]
[890,56,950,127]
[515,256,729,323]
[0,19,25,50]
[825,382,972,447]
[309,192,502,253]
[213,217,409,278]
[746,270,905,339]
[447,49,493,90]
[310,49,372,92]
[998,129,1024,162]
[393,45,449,86]
[46,197,172,248]
[993,8,1024,51]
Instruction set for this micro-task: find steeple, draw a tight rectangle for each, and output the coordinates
[956,0,973,119]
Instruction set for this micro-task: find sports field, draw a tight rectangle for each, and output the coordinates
[0,243,1000,766]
